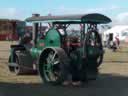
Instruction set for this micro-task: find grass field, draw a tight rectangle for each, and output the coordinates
[0,41,128,96]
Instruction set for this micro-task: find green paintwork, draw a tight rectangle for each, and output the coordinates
[30,28,61,59]
[43,52,55,81]
[30,48,41,59]
[8,13,111,81]
[70,48,83,66]
[87,46,101,57]
[29,27,62,81]
[44,28,61,47]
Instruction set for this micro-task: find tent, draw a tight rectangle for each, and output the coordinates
[103,25,128,41]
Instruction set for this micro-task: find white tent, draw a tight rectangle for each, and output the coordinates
[103,25,128,41]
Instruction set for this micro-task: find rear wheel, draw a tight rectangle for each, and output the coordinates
[39,48,69,84]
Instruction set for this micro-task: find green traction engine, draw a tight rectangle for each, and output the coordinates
[8,13,111,83]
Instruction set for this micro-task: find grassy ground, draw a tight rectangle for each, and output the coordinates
[0,41,128,96]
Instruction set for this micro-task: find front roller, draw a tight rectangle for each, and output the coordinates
[8,55,26,75]
[8,51,36,75]
[39,47,70,84]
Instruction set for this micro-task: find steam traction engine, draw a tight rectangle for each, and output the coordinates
[8,13,111,83]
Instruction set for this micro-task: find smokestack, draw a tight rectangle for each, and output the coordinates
[32,13,40,17]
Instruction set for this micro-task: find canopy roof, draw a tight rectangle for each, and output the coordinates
[26,13,112,24]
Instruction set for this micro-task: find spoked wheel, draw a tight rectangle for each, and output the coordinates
[39,48,69,84]
[43,51,60,82]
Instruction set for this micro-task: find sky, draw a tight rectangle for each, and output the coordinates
[0,0,128,25]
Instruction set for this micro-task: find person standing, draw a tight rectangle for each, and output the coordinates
[115,35,120,49]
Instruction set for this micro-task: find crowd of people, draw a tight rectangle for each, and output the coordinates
[105,35,120,52]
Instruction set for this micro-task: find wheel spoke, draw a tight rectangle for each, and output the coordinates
[44,70,50,73]
[49,71,56,81]
[51,52,60,65]
[44,66,56,81]
[53,59,60,65]
[51,52,57,61]
[46,57,51,64]
[44,64,51,71]
[49,51,54,60]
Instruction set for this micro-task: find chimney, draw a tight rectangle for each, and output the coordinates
[32,13,40,17]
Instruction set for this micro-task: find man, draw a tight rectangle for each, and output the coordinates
[115,36,120,49]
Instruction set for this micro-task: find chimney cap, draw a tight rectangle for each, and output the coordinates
[32,14,40,17]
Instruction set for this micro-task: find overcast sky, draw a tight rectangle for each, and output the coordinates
[0,0,128,25]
